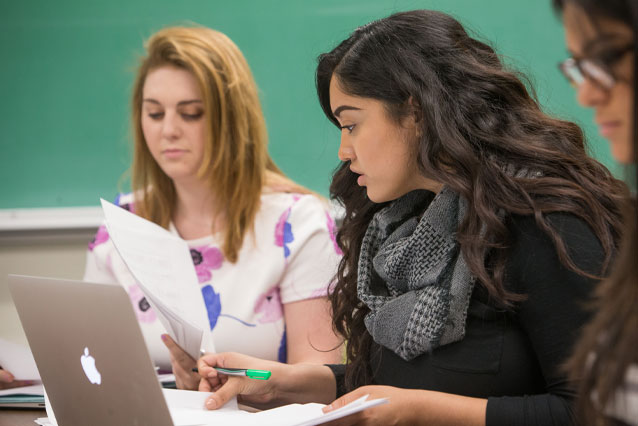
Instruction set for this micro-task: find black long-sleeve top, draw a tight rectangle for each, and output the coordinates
[328,213,605,425]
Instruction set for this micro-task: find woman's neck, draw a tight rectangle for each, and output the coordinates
[171,178,221,240]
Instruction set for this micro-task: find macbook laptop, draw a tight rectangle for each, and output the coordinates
[8,274,173,426]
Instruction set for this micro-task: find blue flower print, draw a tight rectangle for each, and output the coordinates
[202,284,222,330]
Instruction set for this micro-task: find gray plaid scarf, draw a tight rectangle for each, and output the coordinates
[357,187,475,361]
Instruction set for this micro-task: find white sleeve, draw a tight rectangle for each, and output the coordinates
[278,195,342,304]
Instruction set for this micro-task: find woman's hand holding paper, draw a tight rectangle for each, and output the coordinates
[0,367,32,390]
[161,334,200,390]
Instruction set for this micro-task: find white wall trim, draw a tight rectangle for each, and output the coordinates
[0,207,104,232]
[0,207,103,245]
[0,201,343,244]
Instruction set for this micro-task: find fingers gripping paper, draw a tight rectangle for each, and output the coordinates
[100,199,215,359]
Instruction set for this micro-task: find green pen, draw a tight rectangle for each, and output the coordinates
[192,366,271,380]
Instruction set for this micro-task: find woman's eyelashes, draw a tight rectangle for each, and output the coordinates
[181,111,204,121]
[340,124,356,133]
[146,110,204,121]
[148,111,164,120]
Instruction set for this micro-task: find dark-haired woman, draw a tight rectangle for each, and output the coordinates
[195,10,627,425]
[554,0,638,424]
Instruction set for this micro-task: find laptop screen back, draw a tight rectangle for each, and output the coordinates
[8,274,173,426]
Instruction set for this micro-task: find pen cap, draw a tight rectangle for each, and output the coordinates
[246,369,271,380]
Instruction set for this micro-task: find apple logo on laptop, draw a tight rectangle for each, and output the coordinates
[80,347,101,385]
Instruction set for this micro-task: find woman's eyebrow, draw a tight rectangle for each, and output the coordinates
[333,105,362,118]
[142,99,202,105]
[583,33,630,53]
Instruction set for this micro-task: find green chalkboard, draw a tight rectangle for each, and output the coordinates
[0,0,619,209]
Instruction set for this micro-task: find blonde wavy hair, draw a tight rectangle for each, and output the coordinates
[131,26,309,262]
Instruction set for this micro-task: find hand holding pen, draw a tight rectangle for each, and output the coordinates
[196,351,338,411]
[196,351,283,410]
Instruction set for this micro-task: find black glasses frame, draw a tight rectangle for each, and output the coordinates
[558,43,634,90]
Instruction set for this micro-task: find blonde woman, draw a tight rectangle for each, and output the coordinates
[83,26,343,390]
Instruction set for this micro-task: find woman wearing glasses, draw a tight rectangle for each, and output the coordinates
[196,10,628,425]
[555,1,638,424]
[557,4,635,163]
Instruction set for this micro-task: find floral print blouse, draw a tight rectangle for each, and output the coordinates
[84,192,341,369]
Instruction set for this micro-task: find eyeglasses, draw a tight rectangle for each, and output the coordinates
[558,44,633,90]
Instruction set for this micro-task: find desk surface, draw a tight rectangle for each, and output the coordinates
[0,408,43,426]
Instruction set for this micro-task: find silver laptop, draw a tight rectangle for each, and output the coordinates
[8,274,173,426]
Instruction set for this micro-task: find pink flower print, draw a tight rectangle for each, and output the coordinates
[326,212,343,255]
[275,208,294,258]
[253,287,283,324]
[309,286,330,299]
[88,225,109,251]
[190,246,224,284]
[128,283,156,323]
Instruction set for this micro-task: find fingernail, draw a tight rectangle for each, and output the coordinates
[323,404,332,413]
[206,399,217,409]
[161,334,168,341]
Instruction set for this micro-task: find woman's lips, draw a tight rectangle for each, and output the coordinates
[163,149,186,159]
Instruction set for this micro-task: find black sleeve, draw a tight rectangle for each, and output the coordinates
[486,213,605,426]
[325,363,347,398]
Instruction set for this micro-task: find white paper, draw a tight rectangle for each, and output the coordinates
[0,383,43,397]
[252,395,388,426]
[40,387,244,426]
[163,388,252,425]
[44,386,57,426]
[100,199,215,359]
[39,388,386,426]
[0,338,40,380]
[158,373,176,384]
[297,395,388,426]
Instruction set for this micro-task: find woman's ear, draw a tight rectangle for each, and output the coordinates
[401,97,422,133]
[406,96,423,124]
[408,96,422,123]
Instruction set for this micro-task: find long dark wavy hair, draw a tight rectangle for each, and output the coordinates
[316,9,628,391]
[553,1,638,425]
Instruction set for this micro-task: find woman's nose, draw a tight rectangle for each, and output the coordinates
[162,111,182,140]
[338,137,355,162]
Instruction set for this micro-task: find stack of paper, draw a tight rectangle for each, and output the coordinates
[0,383,44,406]
[100,199,215,359]
[0,338,44,406]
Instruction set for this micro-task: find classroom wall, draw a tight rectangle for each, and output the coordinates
[0,0,620,211]
[0,238,89,345]
[0,0,622,345]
